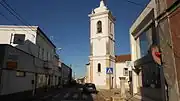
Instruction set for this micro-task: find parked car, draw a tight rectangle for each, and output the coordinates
[83,83,97,94]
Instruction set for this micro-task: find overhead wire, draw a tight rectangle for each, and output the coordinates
[0,0,36,37]
[0,13,36,37]
[125,0,180,59]
[0,1,34,29]
[0,0,59,62]
[0,11,12,23]
[0,0,58,44]
[2,0,32,27]
[120,0,153,9]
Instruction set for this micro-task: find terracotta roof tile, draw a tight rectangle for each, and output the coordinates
[115,54,131,63]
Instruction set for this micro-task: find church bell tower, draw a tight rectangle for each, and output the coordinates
[88,0,116,89]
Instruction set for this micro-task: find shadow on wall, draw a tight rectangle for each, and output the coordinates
[14,39,38,57]
[137,63,163,101]
[132,54,164,101]
[140,87,162,101]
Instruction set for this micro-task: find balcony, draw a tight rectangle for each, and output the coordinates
[43,60,52,69]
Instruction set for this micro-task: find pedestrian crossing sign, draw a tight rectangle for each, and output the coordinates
[106,67,113,74]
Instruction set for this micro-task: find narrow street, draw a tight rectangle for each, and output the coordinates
[1,0,179,101]
[34,84,100,101]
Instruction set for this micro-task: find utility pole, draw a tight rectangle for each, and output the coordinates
[73,72,76,79]
[70,64,76,79]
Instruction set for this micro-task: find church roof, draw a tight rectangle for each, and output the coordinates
[115,54,131,63]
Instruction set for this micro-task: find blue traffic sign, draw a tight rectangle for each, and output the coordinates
[106,67,113,74]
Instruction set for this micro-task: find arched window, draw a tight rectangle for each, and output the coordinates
[97,21,102,33]
[98,63,101,72]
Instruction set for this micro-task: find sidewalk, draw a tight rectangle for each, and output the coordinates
[0,86,64,101]
[33,86,70,101]
[35,87,62,100]
[125,92,157,101]
[98,89,122,101]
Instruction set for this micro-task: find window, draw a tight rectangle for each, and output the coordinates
[97,21,102,33]
[38,45,40,58]
[97,63,101,72]
[126,61,131,67]
[124,68,128,76]
[49,54,51,61]
[139,32,149,57]
[42,48,44,59]
[37,74,46,87]
[139,27,153,57]
[13,34,25,45]
[16,71,26,77]
[47,52,49,61]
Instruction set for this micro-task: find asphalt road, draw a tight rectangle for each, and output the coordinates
[46,84,97,101]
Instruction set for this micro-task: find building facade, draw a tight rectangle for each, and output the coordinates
[115,54,132,90]
[61,63,72,86]
[156,0,180,101]
[130,0,180,101]
[0,25,56,61]
[0,25,63,100]
[0,45,61,99]
[88,0,116,89]
[130,1,163,100]
[76,77,86,84]
[52,54,62,88]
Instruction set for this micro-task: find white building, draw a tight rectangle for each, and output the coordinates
[0,25,62,100]
[87,1,135,91]
[115,54,132,90]
[53,54,62,87]
[61,63,72,86]
[129,0,163,100]
[0,25,56,60]
[88,0,116,89]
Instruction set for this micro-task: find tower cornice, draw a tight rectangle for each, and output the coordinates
[88,10,116,22]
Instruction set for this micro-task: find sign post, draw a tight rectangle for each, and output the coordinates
[106,67,113,89]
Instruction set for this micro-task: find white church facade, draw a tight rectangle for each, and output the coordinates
[88,0,116,89]
[86,0,133,90]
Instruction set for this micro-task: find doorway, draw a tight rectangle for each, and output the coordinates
[111,77,114,89]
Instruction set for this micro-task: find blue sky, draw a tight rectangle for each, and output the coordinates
[0,0,149,78]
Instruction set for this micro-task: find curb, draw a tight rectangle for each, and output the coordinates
[134,95,156,101]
